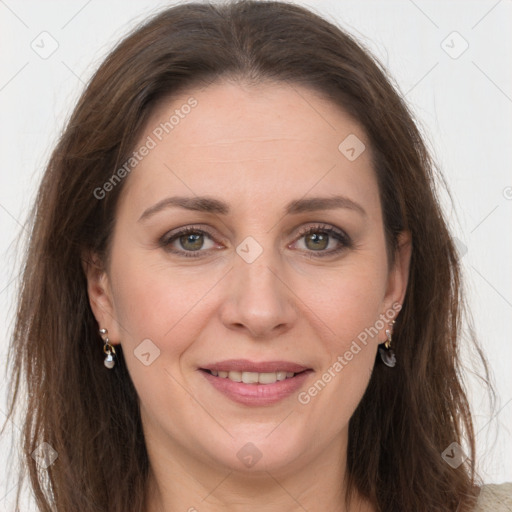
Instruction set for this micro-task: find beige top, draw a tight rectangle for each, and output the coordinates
[474,482,512,511]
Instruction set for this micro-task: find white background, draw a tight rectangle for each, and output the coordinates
[1,0,511,508]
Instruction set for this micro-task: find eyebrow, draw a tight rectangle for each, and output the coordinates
[138,194,367,222]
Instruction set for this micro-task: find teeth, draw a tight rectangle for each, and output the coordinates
[276,371,287,381]
[242,371,259,384]
[227,370,242,382]
[209,369,298,384]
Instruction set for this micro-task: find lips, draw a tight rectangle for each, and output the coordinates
[200,359,310,374]
[203,369,298,385]
[198,359,313,406]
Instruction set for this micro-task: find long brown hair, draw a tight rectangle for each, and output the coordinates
[3,1,492,510]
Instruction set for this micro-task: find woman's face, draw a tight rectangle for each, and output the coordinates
[87,81,410,477]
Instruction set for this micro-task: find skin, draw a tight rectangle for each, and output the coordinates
[85,80,411,512]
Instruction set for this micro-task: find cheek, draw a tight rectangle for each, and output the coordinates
[108,258,204,420]
[111,267,170,342]
[297,267,385,429]
[302,259,388,346]
[108,245,222,364]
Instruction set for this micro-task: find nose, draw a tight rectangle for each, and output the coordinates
[219,246,298,340]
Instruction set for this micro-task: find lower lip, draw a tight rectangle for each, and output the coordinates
[199,369,313,406]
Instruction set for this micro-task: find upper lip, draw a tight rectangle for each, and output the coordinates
[201,359,311,373]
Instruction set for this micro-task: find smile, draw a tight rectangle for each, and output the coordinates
[198,361,313,406]
[204,369,298,384]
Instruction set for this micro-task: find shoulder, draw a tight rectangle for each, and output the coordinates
[473,482,512,511]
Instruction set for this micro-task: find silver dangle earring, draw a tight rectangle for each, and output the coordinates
[378,320,396,368]
[99,328,116,369]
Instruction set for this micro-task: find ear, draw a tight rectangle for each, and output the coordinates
[81,251,121,344]
[382,230,412,321]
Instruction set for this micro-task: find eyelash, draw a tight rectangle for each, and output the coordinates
[160,223,352,259]
[294,224,352,258]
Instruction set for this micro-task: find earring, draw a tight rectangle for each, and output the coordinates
[99,328,116,369]
[378,320,396,368]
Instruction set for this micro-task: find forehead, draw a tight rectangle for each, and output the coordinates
[146,80,363,152]
[119,80,380,217]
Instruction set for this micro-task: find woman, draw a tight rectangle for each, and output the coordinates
[3,1,510,510]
